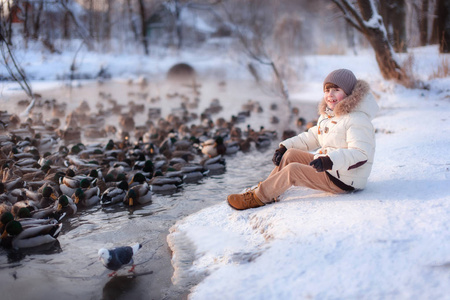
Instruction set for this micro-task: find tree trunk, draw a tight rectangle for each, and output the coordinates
[63,12,70,39]
[357,0,407,81]
[432,0,450,52]
[59,0,93,50]
[390,0,407,52]
[88,0,95,41]
[137,0,149,55]
[6,0,12,44]
[378,0,407,52]
[23,2,29,39]
[32,1,44,40]
[104,0,112,40]
[419,0,429,46]
[174,0,183,49]
[126,0,139,42]
[365,27,406,81]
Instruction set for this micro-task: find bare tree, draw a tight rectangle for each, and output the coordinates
[126,0,139,42]
[32,1,44,40]
[332,0,409,83]
[104,0,112,40]
[219,0,290,102]
[22,1,30,39]
[162,0,222,50]
[1,0,13,44]
[59,0,93,49]
[417,0,430,46]
[138,0,150,55]
[432,0,450,52]
[63,10,71,39]
[0,32,35,116]
[87,0,95,40]
[379,0,407,52]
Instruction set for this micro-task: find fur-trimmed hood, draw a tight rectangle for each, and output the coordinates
[319,80,379,119]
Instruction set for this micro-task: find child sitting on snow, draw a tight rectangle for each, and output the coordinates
[227,69,379,210]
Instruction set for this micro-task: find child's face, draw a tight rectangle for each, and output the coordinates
[324,86,347,110]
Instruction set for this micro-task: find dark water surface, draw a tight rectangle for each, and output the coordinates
[0,78,316,300]
[0,145,275,300]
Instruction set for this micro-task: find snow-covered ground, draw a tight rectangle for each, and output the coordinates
[166,46,450,299]
[1,43,450,299]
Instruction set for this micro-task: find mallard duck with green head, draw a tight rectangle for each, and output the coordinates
[60,175,91,197]
[100,180,128,206]
[24,185,58,209]
[1,219,62,249]
[55,195,77,216]
[123,182,151,206]
[128,172,147,187]
[0,211,14,234]
[72,186,100,207]
[132,160,154,179]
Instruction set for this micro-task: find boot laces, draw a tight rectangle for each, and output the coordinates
[242,191,258,205]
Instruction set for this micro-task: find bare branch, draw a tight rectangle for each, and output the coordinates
[58,0,93,49]
[0,31,36,117]
[219,2,289,103]
[220,3,272,65]
[340,0,367,31]
[0,34,33,97]
[331,0,363,33]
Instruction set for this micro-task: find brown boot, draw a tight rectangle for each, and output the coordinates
[227,191,265,210]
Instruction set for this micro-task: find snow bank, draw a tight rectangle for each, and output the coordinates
[2,38,449,298]
[168,46,450,299]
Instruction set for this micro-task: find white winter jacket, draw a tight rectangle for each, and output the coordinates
[281,80,379,190]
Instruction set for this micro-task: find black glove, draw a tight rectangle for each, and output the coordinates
[272,145,287,166]
[309,156,333,172]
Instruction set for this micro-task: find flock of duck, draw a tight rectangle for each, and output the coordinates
[0,81,312,253]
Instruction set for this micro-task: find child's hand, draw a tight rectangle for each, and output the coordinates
[272,146,287,166]
[309,156,333,172]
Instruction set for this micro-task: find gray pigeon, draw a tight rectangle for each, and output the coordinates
[98,243,142,277]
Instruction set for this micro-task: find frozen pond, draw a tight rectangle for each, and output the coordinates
[0,78,317,299]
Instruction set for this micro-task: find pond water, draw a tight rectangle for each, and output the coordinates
[0,78,317,300]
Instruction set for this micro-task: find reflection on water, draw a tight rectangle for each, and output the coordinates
[0,78,316,300]
[2,240,62,263]
[102,271,154,300]
[102,275,138,300]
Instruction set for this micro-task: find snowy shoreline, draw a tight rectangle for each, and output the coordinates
[166,49,450,298]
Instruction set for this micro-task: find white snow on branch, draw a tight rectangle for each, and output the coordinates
[361,0,401,67]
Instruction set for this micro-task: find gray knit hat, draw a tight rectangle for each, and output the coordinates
[323,69,357,95]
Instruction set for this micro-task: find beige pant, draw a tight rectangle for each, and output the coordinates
[255,149,345,203]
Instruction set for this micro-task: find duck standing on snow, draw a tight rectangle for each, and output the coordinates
[98,243,142,277]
